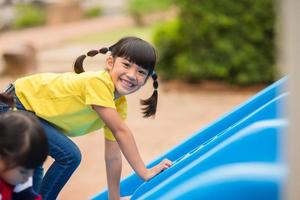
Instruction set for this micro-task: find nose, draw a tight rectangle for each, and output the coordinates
[127,68,137,80]
[28,170,34,177]
[23,170,34,181]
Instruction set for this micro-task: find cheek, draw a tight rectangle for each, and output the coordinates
[110,71,120,83]
[137,75,147,85]
[141,78,148,86]
[1,171,19,184]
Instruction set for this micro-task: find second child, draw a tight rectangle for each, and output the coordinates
[0,111,48,200]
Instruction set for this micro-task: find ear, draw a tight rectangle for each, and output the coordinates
[106,56,114,70]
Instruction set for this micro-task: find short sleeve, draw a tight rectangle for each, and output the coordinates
[84,77,115,108]
[103,96,128,141]
[104,126,116,141]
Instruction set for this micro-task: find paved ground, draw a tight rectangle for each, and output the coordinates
[0,15,134,52]
[0,15,264,200]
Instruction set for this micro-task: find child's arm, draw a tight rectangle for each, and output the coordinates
[93,105,172,180]
[105,138,122,200]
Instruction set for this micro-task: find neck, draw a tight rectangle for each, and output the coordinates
[114,90,121,100]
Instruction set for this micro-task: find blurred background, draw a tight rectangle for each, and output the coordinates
[0,0,289,199]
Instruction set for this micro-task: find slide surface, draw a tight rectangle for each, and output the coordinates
[91,77,287,200]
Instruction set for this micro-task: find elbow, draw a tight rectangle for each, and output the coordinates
[113,128,132,142]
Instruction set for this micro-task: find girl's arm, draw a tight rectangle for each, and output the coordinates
[93,105,172,180]
[105,138,122,200]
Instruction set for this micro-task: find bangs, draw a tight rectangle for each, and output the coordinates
[111,38,157,74]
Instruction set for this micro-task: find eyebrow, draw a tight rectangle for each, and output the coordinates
[138,67,148,72]
[121,58,148,72]
[121,57,131,62]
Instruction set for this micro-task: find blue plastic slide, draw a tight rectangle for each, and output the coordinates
[91,77,287,200]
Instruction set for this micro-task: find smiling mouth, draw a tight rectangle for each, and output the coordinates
[121,78,135,89]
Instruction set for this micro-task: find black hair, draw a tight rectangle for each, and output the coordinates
[0,93,15,109]
[73,36,159,117]
[0,111,48,170]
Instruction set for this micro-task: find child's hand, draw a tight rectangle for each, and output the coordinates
[120,196,131,200]
[144,159,173,181]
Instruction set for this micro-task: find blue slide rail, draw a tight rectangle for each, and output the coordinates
[91,77,287,200]
[134,119,287,199]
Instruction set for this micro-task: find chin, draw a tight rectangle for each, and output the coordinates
[118,88,136,96]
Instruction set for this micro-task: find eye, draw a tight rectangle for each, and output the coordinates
[122,62,130,68]
[138,70,148,76]
[19,169,30,176]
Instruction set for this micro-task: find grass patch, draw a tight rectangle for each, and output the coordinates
[65,23,161,45]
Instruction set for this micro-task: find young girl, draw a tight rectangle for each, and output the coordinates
[1,36,172,200]
[0,110,48,200]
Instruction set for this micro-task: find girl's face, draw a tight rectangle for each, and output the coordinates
[107,56,149,98]
[0,164,33,185]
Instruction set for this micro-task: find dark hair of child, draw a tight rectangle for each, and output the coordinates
[0,110,48,170]
[73,36,158,117]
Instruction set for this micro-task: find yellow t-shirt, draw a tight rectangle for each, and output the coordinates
[15,70,127,141]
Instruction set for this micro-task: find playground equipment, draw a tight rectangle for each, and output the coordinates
[92,77,287,200]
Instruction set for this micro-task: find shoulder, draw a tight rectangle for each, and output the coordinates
[0,179,13,199]
[84,71,114,91]
[83,71,117,107]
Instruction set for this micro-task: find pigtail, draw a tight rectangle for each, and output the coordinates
[0,93,15,109]
[140,72,158,118]
[74,48,108,74]
[99,47,110,54]
[74,55,86,74]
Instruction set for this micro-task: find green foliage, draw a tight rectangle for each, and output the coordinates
[154,0,276,85]
[129,0,173,15]
[13,3,46,29]
[128,0,173,25]
[84,6,103,18]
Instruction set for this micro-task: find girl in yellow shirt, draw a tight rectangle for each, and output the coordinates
[0,36,172,200]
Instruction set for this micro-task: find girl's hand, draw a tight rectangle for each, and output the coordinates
[144,159,173,181]
[120,196,131,200]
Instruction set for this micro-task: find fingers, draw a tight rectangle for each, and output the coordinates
[160,158,173,170]
[145,158,173,181]
[164,159,173,167]
[120,196,131,200]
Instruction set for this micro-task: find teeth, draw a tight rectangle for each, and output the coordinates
[122,79,133,88]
